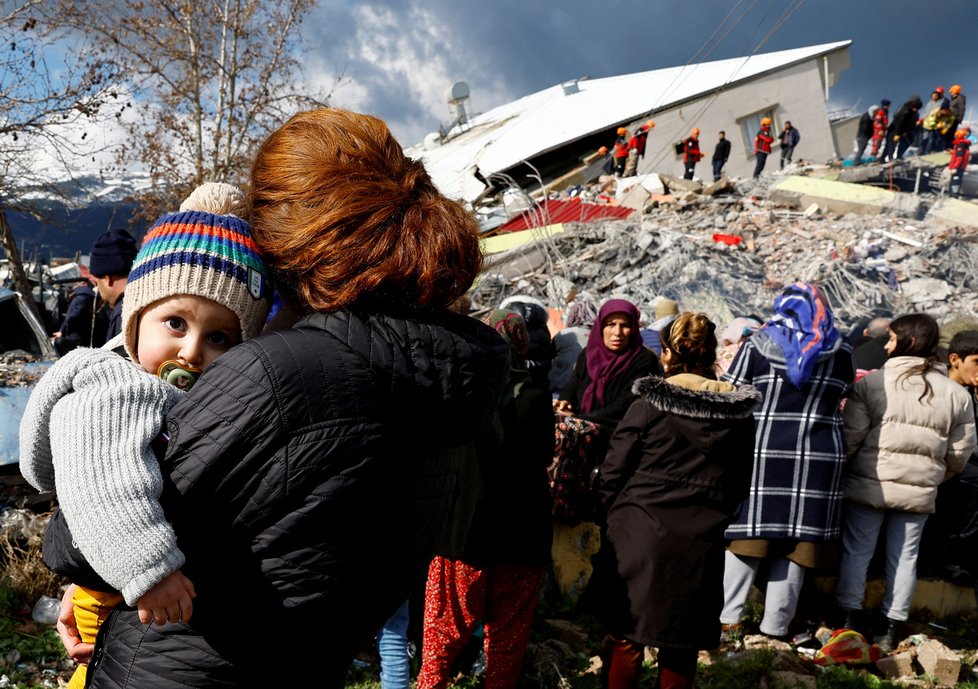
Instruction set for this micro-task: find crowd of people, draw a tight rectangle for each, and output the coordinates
[16,103,978,689]
[595,116,801,184]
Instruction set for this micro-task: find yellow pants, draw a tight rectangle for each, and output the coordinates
[67,587,123,689]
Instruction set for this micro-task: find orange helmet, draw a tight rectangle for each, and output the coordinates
[950,84,962,95]
[956,127,971,139]
[692,127,700,136]
[761,117,772,126]
[617,127,628,136]
[647,120,656,129]
[598,146,608,155]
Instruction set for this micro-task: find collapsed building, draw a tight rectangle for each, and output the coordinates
[407,40,853,204]
[406,39,976,331]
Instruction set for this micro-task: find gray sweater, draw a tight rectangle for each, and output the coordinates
[19,336,184,604]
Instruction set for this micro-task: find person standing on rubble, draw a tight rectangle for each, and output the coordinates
[871,100,890,159]
[590,312,759,689]
[598,146,615,176]
[682,128,702,180]
[947,85,967,149]
[948,126,972,198]
[614,127,629,176]
[836,314,975,652]
[918,88,946,154]
[753,118,774,178]
[625,122,653,177]
[712,131,731,182]
[854,106,877,166]
[720,283,854,643]
[881,95,922,162]
[779,121,800,170]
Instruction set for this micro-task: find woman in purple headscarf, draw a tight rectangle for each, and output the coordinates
[555,299,661,430]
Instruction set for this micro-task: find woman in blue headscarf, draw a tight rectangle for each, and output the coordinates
[719,283,855,641]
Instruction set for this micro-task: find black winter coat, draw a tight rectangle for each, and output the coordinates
[591,374,759,650]
[857,112,874,139]
[86,307,511,689]
[463,379,554,566]
[889,98,922,138]
[561,347,661,430]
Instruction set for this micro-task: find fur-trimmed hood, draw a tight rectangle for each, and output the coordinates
[632,374,761,419]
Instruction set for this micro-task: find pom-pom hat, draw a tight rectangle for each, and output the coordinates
[122,182,272,361]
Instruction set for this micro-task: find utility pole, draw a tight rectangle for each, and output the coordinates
[0,208,41,320]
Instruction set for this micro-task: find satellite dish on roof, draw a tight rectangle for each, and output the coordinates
[445,81,471,128]
[446,81,470,104]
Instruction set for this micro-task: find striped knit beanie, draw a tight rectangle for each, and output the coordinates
[122,182,272,362]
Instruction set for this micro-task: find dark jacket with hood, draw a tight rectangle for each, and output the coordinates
[462,376,554,567]
[890,96,923,138]
[591,373,759,650]
[86,306,510,689]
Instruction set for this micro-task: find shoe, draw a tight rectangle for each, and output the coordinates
[719,623,744,644]
[842,610,858,631]
[875,620,898,653]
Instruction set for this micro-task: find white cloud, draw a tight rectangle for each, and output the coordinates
[304,1,516,145]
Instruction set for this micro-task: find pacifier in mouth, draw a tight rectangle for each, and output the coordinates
[157,360,202,391]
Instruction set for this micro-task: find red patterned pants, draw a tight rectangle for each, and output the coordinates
[417,557,544,689]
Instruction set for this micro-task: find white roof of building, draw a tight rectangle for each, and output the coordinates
[407,40,852,202]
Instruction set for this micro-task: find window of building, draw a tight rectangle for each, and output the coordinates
[738,108,779,158]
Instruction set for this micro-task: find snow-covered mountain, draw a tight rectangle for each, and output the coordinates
[7,172,152,261]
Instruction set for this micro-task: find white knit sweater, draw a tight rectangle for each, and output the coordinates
[19,336,185,604]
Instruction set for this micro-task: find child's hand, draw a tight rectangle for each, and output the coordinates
[136,569,196,625]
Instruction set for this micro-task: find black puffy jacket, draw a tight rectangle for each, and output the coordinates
[87,306,510,689]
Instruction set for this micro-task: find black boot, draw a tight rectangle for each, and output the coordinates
[875,619,898,653]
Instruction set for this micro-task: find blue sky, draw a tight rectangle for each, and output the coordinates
[303,0,978,146]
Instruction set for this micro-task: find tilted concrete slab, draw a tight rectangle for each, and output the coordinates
[481,223,565,255]
[773,175,922,216]
[926,197,978,229]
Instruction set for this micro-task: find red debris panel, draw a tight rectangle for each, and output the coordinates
[493,198,634,235]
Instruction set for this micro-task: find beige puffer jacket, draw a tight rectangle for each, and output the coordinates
[843,356,977,513]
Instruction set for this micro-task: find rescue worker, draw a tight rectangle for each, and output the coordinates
[949,127,972,198]
[624,122,654,176]
[637,121,654,159]
[712,131,730,182]
[683,128,702,180]
[918,88,945,153]
[881,95,922,162]
[753,117,774,179]
[855,105,877,165]
[923,102,956,154]
[871,100,890,159]
[614,127,629,176]
[947,85,967,149]
[598,146,615,176]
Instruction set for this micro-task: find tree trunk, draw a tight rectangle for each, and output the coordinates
[0,208,41,320]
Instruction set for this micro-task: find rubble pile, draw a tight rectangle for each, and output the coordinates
[0,351,43,388]
[474,177,978,330]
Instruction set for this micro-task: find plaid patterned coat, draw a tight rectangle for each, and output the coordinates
[723,332,854,541]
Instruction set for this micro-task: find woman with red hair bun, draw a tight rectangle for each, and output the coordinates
[78,108,511,689]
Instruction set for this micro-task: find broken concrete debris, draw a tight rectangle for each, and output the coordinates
[475,170,978,330]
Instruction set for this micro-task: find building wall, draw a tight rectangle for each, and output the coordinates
[630,59,837,181]
[831,114,862,160]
